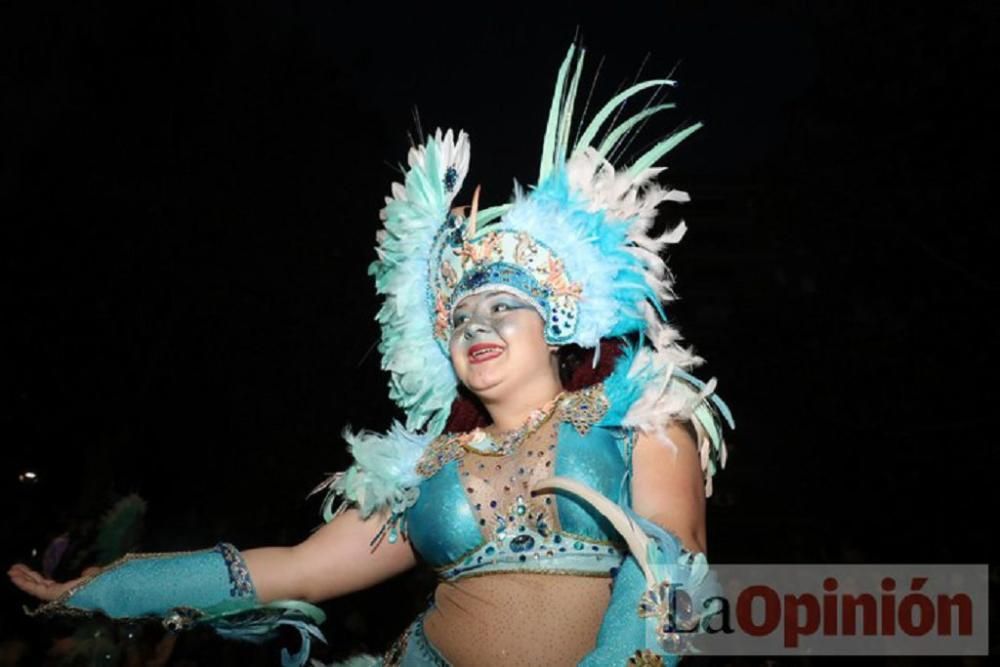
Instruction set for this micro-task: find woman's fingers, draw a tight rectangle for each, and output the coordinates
[8,563,44,587]
[9,571,50,599]
[7,563,84,602]
[7,563,32,578]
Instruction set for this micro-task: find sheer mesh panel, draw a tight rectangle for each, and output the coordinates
[457,415,562,545]
[422,572,613,666]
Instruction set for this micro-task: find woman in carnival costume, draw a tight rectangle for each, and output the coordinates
[9,44,733,666]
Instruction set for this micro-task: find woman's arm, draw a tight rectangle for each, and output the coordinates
[10,507,417,608]
[245,506,418,604]
[630,420,707,554]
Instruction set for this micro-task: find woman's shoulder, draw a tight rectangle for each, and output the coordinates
[592,345,735,496]
[414,429,479,478]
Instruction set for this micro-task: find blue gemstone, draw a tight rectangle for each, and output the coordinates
[509,535,535,553]
[444,167,459,192]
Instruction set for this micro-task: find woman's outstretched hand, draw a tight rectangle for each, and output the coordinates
[7,563,94,602]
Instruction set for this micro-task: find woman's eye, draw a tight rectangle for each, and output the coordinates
[453,314,469,326]
[493,303,510,313]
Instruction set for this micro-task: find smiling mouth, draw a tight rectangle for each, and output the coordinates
[468,344,505,363]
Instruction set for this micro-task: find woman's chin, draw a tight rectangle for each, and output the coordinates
[464,371,507,398]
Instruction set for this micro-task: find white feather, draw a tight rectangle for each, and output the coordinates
[532,476,658,587]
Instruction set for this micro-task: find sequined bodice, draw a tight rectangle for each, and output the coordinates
[405,386,633,580]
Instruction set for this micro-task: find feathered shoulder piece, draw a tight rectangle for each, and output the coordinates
[599,329,735,497]
[309,422,431,547]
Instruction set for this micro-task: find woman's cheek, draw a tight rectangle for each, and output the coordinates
[494,312,533,340]
[497,314,547,362]
[449,339,468,377]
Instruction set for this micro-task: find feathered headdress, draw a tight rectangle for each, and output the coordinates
[371,43,709,434]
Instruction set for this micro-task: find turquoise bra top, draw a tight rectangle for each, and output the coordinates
[404,386,633,581]
[316,372,732,584]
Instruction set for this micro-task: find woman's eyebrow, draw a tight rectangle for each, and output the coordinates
[485,290,522,301]
[489,293,528,305]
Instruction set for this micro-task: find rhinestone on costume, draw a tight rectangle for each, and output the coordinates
[443,166,459,192]
[509,534,535,552]
[561,384,611,436]
[627,649,666,667]
[162,608,199,632]
[416,432,471,478]
[658,631,683,654]
[217,542,255,598]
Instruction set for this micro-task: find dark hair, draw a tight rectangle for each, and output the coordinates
[443,338,626,433]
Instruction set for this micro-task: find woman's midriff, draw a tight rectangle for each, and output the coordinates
[421,572,613,666]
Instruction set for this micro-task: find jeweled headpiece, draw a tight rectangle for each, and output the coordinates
[370,44,709,438]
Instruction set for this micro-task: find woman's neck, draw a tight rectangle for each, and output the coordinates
[480,375,565,432]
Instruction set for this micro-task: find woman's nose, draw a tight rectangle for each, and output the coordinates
[463,317,492,339]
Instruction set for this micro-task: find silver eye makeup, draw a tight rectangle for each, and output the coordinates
[451,294,527,329]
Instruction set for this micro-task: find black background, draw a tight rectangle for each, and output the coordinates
[3,1,996,663]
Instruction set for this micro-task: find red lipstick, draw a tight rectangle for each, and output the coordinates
[468,343,505,364]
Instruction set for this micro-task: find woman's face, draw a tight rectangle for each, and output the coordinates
[449,290,554,398]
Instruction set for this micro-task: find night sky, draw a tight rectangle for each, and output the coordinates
[2,1,995,662]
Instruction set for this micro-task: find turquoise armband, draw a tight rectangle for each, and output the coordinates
[58,542,256,619]
[26,543,327,667]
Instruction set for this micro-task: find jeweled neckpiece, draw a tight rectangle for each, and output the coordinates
[463,391,566,456]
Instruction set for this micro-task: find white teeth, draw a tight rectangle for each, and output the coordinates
[471,347,502,359]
